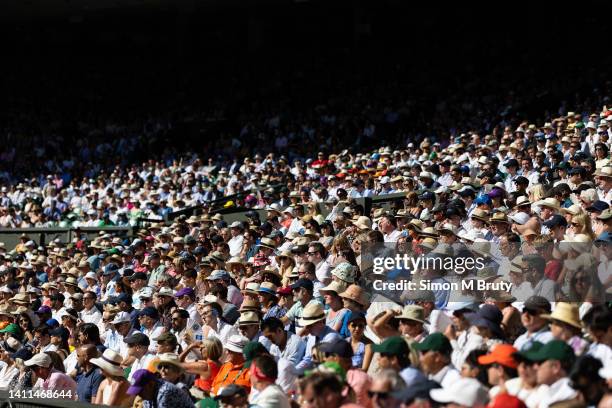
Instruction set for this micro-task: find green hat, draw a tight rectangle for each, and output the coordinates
[305,361,347,382]
[372,336,409,356]
[412,333,452,355]
[517,340,574,363]
[0,323,20,335]
[243,342,268,368]
[513,341,544,362]
[153,332,177,345]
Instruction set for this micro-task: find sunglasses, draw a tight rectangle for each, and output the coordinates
[367,391,390,399]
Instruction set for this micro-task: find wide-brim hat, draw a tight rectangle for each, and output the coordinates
[298,302,327,327]
[396,305,428,324]
[152,352,184,373]
[534,198,560,211]
[225,335,249,353]
[258,237,277,250]
[90,349,124,377]
[541,302,582,329]
[257,282,278,296]
[470,209,490,223]
[352,216,372,231]
[338,284,370,307]
[319,281,346,296]
[241,283,260,295]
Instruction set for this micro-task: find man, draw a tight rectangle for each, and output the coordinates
[513,296,554,351]
[75,344,104,403]
[306,242,331,285]
[24,353,77,398]
[413,333,460,388]
[170,308,201,360]
[261,317,306,365]
[295,302,341,374]
[80,291,102,325]
[477,344,519,397]
[50,293,67,322]
[127,369,194,408]
[138,306,166,353]
[173,287,201,325]
[396,305,428,342]
[104,311,138,358]
[117,293,140,330]
[280,278,320,332]
[130,272,153,310]
[211,335,251,395]
[198,301,236,343]
[213,384,249,408]
[124,332,155,382]
[517,340,577,408]
[228,221,245,257]
[373,335,426,387]
[146,253,167,288]
[379,214,402,242]
[248,355,291,408]
[522,255,557,302]
[319,340,372,407]
[543,214,567,242]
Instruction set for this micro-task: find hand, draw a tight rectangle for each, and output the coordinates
[444,323,457,340]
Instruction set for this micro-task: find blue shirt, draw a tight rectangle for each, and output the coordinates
[76,367,104,403]
[296,326,341,375]
[144,380,194,408]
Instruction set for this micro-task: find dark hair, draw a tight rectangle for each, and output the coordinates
[299,372,343,396]
[464,349,489,386]
[367,230,384,243]
[34,326,50,336]
[183,269,197,279]
[209,283,228,301]
[523,254,546,274]
[570,355,606,404]
[260,317,284,332]
[172,309,190,319]
[308,242,326,258]
[78,323,102,345]
[252,355,278,381]
[301,262,316,276]
[583,304,611,332]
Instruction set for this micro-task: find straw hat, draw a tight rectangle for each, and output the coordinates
[298,303,327,327]
[542,302,582,329]
[470,209,490,223]
[238,311,261,326]
[352,216,372,231]
[534,198,560,211]
[419,237,438,250]
[10,293,29,304]
[259,238,276,250]
[241,283,260,296]
[514,196,532,208]
[257,282,278,296]
[338,285,370,307]
[239,298,260,312]
[90,349,124,377]
[275,251,295,264]
[319,281,347,296]
[561,204,583,216]
[489,212,509,224]
[225,335,249,353]
[226,257,246,268]
[406,219,425,232]
[417,227,439,238]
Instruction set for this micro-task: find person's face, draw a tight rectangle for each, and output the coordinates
[486,363,505,386]
[238,324,259,340]
[418,350,439,375]
[18,316,30,330]
[262,327,283,346]
[35,332,50,346]
[176,295,191,308]
[535,359,560,386]
[517,361,537,387]
[520,307,547,332]
[171,314,187,332]
[571,271,591,296]
[398,319,423,338]
[293,287,305,303]
[348,319,365,339]
[77,348,89,367]
[490,222,508,236]
[369,378,399,408]
[461,362,480,379]
[200,306,215,325]
[139,314,155,329]
[115,321,130,336]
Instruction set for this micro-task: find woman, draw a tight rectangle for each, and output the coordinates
[568,213,596,241]
[544,302,589,355]
[319,220,336,250]
[460,349,489,386]
[181,337,223,396]
[257,282,286,320]
[91,349,134,407]
[320,281,349,332]
[594,142,610,169]
[275,251,296,287]
[567,259,605,315]
[345,312,371,369]
[153,353,193,397]
[49,327,70,359]
[240,229,259,260]
[0,338,22,389]
[338,285,369,338]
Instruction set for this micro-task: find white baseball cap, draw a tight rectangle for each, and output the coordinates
[430,378,489,407]
[24,353,52,368]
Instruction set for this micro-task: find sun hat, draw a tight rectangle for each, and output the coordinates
[319,281,347,296]
[298,302,327,327]
[152,353,184,373]
[429,378,489,407]
[534,197,560,211]
[241,282,260,295]
[239,298,260,312]
[225,335,249,353]
[10,293,29,304]
[352,216,372,231]
[256,282,278,296]
[90,348,124,377]
[541,302,582,329]
[396,305,428,324]
[338,284,370,307]
[238,311,261,326]
[24,352,52,368]
[331,262,356,283]
[478,344,519,369]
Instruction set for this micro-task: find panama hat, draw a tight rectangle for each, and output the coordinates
[241,282,260,296]
[352,216,372,231]
[152,353,184,373]
[489,212,510,224]
[534,198,560,211]
[225,335,249,353]
[90,349,124,377]
[298,302,327,327]
[396,305,428,324]
[256,282,278,296]
[541,302,582,329]
[470,208,490,223]
[319,281,347,296]
[258,237,276,250]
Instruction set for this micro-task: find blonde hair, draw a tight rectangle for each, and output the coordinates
[202,337,223,361]
[571,213,596,240]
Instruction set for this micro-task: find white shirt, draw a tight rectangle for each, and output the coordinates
[530,377,576,408]
[127,353,155,382]
[249,384,291,408]
[228,235,244,257]
[514,327,554,351]
[430,365,461,389]
[141,322,166,353]
[383,229,402,243]
[0,363,18,390]
[79,306,102,326]
[314,260,331,283]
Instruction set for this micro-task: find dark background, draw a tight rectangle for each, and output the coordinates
[1,0,611,164]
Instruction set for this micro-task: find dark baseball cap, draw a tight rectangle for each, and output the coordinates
[139,306,159,319]
[586,200,610,213]
[543,214,568,229]
[289,279,313,292]
[153,332,177,344]
[213,384,248,401]
[129,272,148,281]
[123,332,150,346]
[523,296,551,313]
[372,336,409,356]
[117,293,132,304]
[412,333,452,355]
[319,340,353,359]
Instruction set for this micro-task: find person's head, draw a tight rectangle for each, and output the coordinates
[155,353,184,383]
[249,354,277,389]
[461,349,488,385]
[33,326,50,346]
[368,369,405,408]
[174,287,195,309]
[307,242,326,264]
[518,340,575,386]
[170,308,189,332]
[582,304,612,346]
[477,344,519,387]
[124,332,150,359]
[154,332,178,354]
[414,333,453,375]
[320,340,354,372]
[199,337,223,362]
[260,317,286,347]
[237,312,261,340]
[396,305,426,338]
[213,384,249,408]
[24,352,54,380]
[569,355,607,406]
[290,279,314,304]
[520,296,551,333]
[347,312,366,340]
[127,369,159,401]
[373,336,412,371]
[522,254,546,284]
[224,335,248,364]
[200,302,222,326]
[77,344,98,369]
[299,372,345,408]
[138,307,159,329]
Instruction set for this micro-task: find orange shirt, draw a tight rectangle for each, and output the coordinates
[194,360,221,392]
[211,362,251,396]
